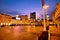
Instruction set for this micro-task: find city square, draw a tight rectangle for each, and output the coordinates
[0,0,60,40]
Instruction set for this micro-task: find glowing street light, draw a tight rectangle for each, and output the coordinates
[43,5,49,9]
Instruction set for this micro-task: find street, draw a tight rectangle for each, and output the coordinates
[49,25,60,40]
[0,25,60,40]
[0,26,39,40]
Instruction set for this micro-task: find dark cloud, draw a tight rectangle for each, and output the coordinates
[0,9,21,16]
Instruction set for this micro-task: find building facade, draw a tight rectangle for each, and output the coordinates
[55,2,60,26]
[0,13,12,25]
[52,11,55,24]
[30,12,36,23]
[20,15,28,21]
[30,12,36,20]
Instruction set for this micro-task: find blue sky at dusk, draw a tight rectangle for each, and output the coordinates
[0,0,60,18]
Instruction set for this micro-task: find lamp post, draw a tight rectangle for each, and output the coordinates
[42,5,49,31]
[42,5,50,40]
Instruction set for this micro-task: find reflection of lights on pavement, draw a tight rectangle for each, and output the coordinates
[5,29,11,33]
[13,26,21,32]
[13,26,21,37]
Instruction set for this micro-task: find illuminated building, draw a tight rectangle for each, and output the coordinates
[20,15,28,20]
[52,11,55,24]
[16,15,20,20]
[30,12,36,20]
[12,15,20,20]
[55,2,60,26]
[30,12,36,23]
[0,12,12,25]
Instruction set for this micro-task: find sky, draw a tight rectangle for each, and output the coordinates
[0,0,60,19]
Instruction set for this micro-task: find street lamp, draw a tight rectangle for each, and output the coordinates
[42,5,50,40]
[42,5,49,31]
[43,5,49,10]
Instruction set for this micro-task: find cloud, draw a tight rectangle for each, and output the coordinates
[0,9,21,16]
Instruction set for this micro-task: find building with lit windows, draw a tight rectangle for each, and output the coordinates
[16,15,20,20]
[0,12,12,25]
[52,11,55,24]
[30,12,36,20]
[55,2,60,26]
[20,15,28,20]
[30,12,36,23]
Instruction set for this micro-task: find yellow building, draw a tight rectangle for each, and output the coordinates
[55,2,60,26]
[0,13,12,25]
[52,11,55,24]
[20,15,28,21]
